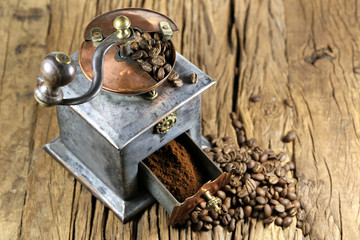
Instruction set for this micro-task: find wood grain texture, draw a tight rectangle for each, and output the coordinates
[0,0,359,239]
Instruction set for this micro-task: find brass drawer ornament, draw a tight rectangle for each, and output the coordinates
[155,112,177,134]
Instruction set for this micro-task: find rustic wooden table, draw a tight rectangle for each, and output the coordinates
[1,0,359,239]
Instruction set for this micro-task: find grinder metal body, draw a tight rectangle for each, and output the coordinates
[34,8,230,224]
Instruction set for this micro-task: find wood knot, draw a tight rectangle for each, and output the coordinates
[304,46,336,65]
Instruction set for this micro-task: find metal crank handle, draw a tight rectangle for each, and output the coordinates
[34,16,134,107]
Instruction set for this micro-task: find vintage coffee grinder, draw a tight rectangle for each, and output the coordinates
[34,8,232,225]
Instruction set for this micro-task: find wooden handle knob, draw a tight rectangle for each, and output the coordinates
[40,52,76,88]
[34,52,76,107]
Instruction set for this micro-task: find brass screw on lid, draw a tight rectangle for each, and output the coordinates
[113,15,131,39]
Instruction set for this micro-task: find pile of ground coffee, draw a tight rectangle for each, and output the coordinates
[143,139,205,202]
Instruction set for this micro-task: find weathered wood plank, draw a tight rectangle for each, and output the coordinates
[283,0,360,239]
[0,0,50,239]
[234,0,302,238]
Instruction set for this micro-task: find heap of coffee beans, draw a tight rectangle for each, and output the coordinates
[181,112,310,236]
[130,29,174,82]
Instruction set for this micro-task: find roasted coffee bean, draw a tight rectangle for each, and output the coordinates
[233,120,243,129]
[283,216,293,227]
[303,222,311,236]
[254,205,264,211]
[285,203,295,211]
[217,190,226,200]
[141,32,152,41]
[131,50,143,59]
[288,185,295,193]
[202,215,213,223]
[210,209,219,220]
[213,220,220,227]
[199,209,209,218]
[168,71,179,81]
[237,187,248,198]
[252,173,265,181]
[153,32,161,41]
[249,199,256,207]
[246,138,257,147]
[199,201,207,209]
[256,196,266,205]
[224,197,231,209]
[190,73,198,84]
[194,220,203,231]
[238,135,246,144]
[138,40,148,49]
[287,192,297,201]
[248,190,256,199]
[280,188,287,198]
[164,63,172,74]
[270,199,280,206]
[278,197,287,205]
[256,187,266,197]
[191,211,199,224]
[252,162,263,173]
[250,95,261,102]
[141,62,152,72]
[264,204,272,218]
[228,218,236,232]
[173,79,183,87]
[221,205,228,214]
[230,112,238,121]
[157,67,165,80]
[130,42,139,51]
[288,207,297,216]
[263,216,274,224]
[203,223,213,231]
[149,47,161,58]
[232,196,238,206]
[275,167,286,177]
[228,208,235,217]
[288,161,295,170]
[283,130,296,142]
[284,163,290,172]
[260,154,268,163]
[277,152,287,162]
[246,179,257,193]
[268,174,279,185]
[279,212,288,218]
[151,55,166,66]
[221,214,231,226]
[234,207,244,220]
[275,217,283,226]
[230,176,241,187]
[244,206,252,217]
[148,38,156,46]
[152,65,159,75]
[292,200,301,209]
[285,98,294,108]
[247,159,256,169]
[274,204,285,213]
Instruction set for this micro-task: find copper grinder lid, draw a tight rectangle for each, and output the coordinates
[79,8,179,95]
